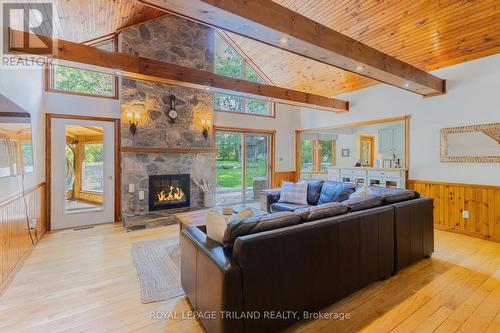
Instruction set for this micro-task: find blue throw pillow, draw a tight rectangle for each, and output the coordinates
[318,181,356,204]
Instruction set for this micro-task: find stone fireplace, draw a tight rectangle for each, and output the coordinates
[149,174,191,211]
[119,15,216,221]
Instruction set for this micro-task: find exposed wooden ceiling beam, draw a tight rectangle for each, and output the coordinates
[9,30,348,112]
[139,0,447,97]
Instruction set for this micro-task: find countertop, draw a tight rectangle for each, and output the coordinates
[302,167,408,173]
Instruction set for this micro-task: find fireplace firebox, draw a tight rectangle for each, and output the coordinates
[149,174,190,211]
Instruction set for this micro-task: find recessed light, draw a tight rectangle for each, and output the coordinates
[355,65,363,71]
[279,37,288,44]
[403,82,411,88]
[115,70,123,76]
[204,87,211,91]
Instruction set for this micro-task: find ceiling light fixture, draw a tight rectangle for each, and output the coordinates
[403,82,411,88]
[355,65,363,71]
[279,37,288,44]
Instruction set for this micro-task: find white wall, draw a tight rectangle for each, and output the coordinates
[214,103,300,171]
[298,54,500,186]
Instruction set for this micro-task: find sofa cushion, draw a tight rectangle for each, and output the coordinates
[206,208,254,244]
[367,186,420,204]
[294,202,348,222]
[305,180,324,205]
[318,181,356,204]
[278,181,308,205]
[223,212,302,249]
[342,194,383,212]
[270,202,309,213]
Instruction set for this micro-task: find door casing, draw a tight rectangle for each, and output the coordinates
[45,114,121,230]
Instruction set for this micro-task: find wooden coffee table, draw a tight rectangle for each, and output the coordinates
[174,209,210,231]
[174,206,267,232]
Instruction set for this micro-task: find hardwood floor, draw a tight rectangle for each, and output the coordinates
[0,223,499,333]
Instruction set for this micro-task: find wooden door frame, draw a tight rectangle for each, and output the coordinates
[359,135,375,167]
[214,126,276,202]
[45,113,122,231]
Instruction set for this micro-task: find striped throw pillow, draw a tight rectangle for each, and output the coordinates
[278,181,308,205]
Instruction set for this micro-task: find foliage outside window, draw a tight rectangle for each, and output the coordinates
[81,143,104,192]
[214,33,273,116]
[301,139,335,172]
[49,37,117,98]
[301,140,313,171]
[319,140,334,171]
[21,142,34,173]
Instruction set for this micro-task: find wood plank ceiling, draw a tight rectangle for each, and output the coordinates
[48,0,498,96]
[51,0,165,42]
[225,0,500,96]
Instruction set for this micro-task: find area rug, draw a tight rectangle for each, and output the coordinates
[131,238,185,303]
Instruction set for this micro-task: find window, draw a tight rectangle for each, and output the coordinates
[47,37,118,99]
[81,143,104,192]
[9,140,18,176]
[319,140,334,171]
[21,141,34,173]
[301,140,313,171]
[214,33,274,117]
[0,139,11,177]
[300,139,336,172]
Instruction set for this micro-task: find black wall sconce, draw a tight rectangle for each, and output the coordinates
[126,109,140,136]
[167,95,179,124]
[201,117,212,140]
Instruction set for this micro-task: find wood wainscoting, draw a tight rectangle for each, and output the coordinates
[0,183,47,295]
[408,180,500,242]
[272,171,297,188]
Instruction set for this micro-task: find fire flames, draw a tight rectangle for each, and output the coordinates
[157,186,185,202]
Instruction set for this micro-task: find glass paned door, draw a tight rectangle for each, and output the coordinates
[245,133,271,202]
[216,131,243,205]
[216,130,271,205]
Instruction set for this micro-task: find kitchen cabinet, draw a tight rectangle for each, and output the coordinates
[378,126,405,155]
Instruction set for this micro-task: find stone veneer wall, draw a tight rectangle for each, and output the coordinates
[120,15,216,214]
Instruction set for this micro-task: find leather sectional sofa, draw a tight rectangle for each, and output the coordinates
[180,181,434,333]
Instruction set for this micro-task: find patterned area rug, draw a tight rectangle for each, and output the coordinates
[131,238,185,303]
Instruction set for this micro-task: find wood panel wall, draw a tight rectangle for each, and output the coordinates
[0,183,46,295]
[272,171,297,188]
[408,180,500,242]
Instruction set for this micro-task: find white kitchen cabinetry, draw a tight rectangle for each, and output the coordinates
[327,168,406,189]
[378,126,405,155]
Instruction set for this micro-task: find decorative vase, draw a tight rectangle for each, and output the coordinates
[204,191,216,208]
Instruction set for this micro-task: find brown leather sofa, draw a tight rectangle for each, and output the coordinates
[180,195,434,333]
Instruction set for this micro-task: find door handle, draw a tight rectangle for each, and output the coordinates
[107,176,113,180]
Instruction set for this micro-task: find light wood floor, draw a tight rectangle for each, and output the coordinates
[0,224,499,333]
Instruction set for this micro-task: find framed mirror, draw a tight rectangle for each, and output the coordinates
[0,107,34,178]
[440,123,500,163]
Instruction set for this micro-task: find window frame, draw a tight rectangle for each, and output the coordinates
[214,32,276,118]
[45,36,119,100]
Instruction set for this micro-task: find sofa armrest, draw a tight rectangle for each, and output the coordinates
[181,227,244,333]
[262,189,281,213]
[182,226,237,272]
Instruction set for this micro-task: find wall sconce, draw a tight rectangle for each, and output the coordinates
[201,117,212,140]
[126,109,141,136]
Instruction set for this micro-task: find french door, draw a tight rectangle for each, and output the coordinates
[215,128,273,205]
[50,117,116,230]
